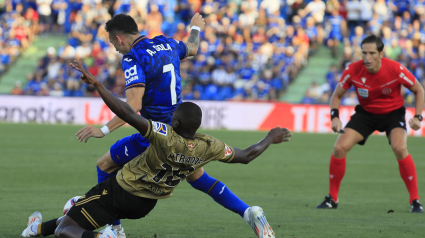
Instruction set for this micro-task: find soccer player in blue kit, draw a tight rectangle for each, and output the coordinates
[73,14,271,238]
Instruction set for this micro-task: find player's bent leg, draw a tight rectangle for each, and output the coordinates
[317,128,364,209]
[99,134,150,234]
[389,128,422,212]
[187,167,250,217]
[55,215,86,238]
[97,151,121,175]
[333,128,364,158]
[388,128,409,160]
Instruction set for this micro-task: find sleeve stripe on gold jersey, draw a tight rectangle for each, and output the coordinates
[207,180,220,194]
[75,195,101,206]
[81,208,100,229]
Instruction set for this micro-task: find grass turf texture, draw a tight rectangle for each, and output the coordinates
[1,123,424,238]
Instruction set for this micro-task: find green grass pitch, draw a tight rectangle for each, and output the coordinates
[1,123,424,238]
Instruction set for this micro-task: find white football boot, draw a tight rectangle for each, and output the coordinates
[244,206,275,238]
[21,212,42,237]
[100,225,119,238]
[100,225,124,238]
[115,226,126,238]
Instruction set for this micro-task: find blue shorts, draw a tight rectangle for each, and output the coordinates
[109,133,150,167]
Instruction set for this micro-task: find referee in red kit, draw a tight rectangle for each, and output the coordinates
[316,35,424,213]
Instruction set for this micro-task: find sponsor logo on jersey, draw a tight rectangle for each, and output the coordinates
[382,88,392,95]
[123,58,132,62]
[358,88,369,98]
[124,65,139,85]
[224,144,232,156]
[153,121,167,136]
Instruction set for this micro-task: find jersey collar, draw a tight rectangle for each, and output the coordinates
[131,35,146,49]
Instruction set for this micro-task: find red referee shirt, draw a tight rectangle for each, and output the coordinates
[339,58,416,114]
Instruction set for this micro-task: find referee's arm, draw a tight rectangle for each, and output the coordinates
[408,81,424,130]
[330,84,347,133]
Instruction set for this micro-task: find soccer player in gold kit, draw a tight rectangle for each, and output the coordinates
[21,61,292,238]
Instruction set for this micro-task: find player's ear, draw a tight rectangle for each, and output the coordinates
[171,117,180,129]
[116,35,123,45]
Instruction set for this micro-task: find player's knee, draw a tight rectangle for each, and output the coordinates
[333,143,349,157]
[391,144,407,157]
[97,153,112,171]
[54,227,64,238]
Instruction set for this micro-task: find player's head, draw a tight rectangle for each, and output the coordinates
[361,35,384,73]
[105,14,139,55]
[172,102,202,136]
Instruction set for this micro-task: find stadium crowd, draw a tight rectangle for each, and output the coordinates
[304,0,425,106]
[3,0,425,104]
[0,1,38,78]
[5,0,316,100]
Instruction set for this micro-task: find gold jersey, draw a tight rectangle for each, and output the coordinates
[116,120,235,199]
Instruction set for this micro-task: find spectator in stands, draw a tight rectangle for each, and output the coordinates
[10,81,23,95]
[36,0,53,35]
[301,90,317,104]
[50,82,64,97]
[326,9,347,58]
[307,81,323,100]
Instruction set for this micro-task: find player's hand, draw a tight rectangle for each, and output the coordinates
[75,125,105,143]
[189,13,205,31]
[268,126,292,144]
[331,117,343,133]
[70,60,99,86]
[409,117,421,131]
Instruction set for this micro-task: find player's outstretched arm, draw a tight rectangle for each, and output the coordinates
[229,127,292,164]
[185,13,205,56]
[70,60,149,135]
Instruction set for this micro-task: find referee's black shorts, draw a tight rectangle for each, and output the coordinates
[345,105,407,145]
[67,176,157,230]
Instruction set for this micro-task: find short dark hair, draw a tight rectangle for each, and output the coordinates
[361,35,384,52]
[105,14,138,35]
[174,102,202,129]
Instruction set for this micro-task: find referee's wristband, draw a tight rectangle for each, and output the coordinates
[190,26,201,32]
[101,126,110,136]
[330,109,339,120]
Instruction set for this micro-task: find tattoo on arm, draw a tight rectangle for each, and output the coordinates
[186,29,200,56]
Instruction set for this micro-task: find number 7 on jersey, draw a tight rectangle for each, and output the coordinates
[163,64,177,105]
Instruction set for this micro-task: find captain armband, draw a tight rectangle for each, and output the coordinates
[330,109,339,120]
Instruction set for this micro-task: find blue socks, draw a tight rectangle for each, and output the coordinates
[96,166,117,184]
[97,166,120,226]
[188,172,249,217]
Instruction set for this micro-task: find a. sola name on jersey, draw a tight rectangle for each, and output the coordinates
[146,44,173,56]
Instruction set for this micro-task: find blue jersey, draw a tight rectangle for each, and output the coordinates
[122,35,187,124]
